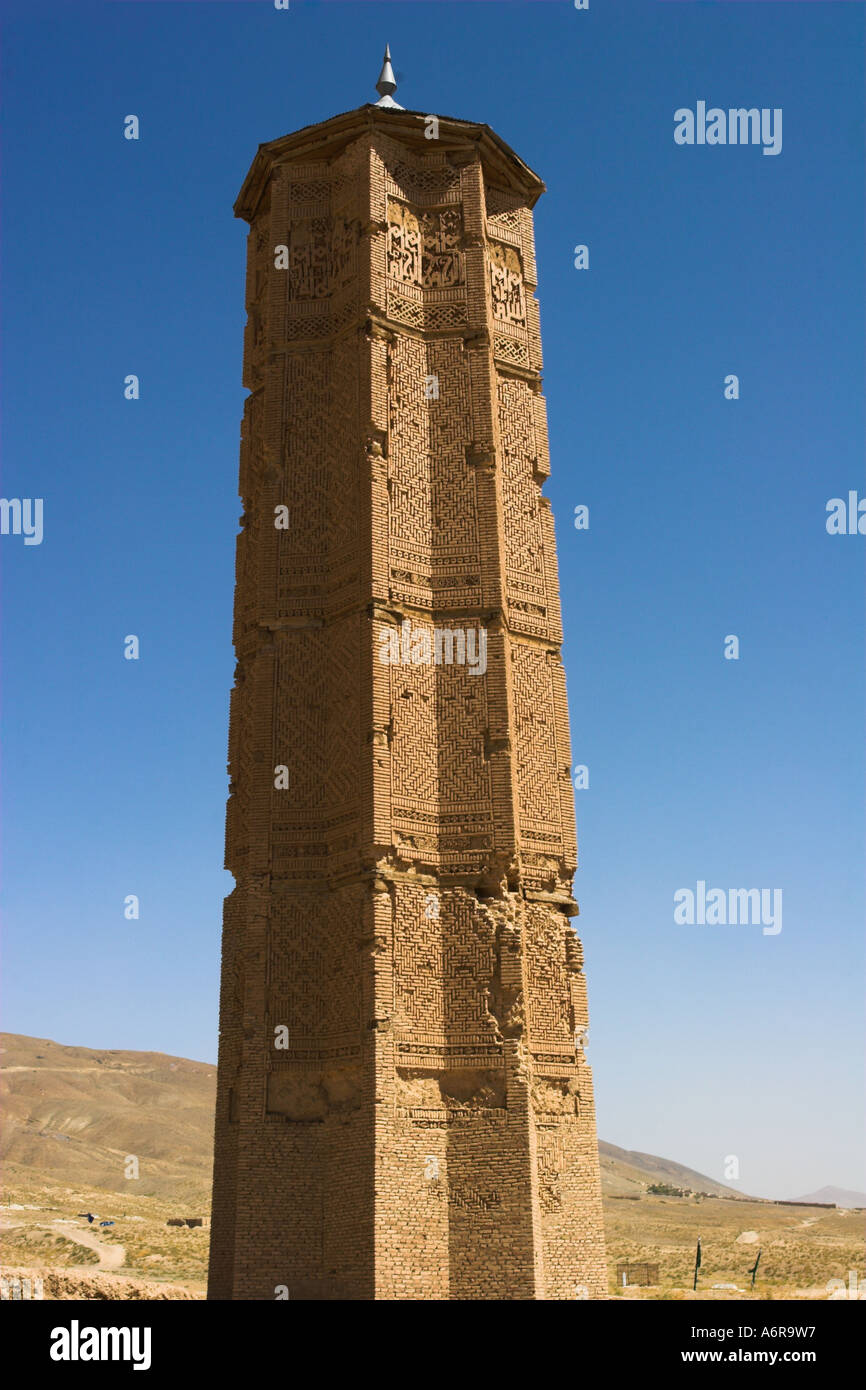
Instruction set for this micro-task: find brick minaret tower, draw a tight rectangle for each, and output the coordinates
[208,52,607,1301]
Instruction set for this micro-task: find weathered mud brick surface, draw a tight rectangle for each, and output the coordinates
[208,100,607,1301]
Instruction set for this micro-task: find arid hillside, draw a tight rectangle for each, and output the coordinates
[1,1033,215,1203]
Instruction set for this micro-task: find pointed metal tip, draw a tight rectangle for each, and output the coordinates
[375,44,404,109]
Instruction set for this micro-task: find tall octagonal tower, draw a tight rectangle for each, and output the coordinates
[208,55,607,1301]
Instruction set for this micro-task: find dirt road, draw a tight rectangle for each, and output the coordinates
[1,1217,125,1271]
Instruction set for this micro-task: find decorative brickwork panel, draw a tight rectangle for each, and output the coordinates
[510,643,562,845]
[498,377,548,635]
[266,888,363,1055]
[393,888,498,1046]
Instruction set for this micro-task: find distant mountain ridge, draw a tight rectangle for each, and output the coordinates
[789,1186,865,1210]
[598,1139,748,1200]
[0,1034,829,1206]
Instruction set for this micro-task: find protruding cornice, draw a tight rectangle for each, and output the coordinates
[234,104,545,223]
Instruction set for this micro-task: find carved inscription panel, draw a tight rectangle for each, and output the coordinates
[489,241,526,324]
[387,199,464,288]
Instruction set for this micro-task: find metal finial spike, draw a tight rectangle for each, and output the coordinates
[374,45,403,109]
[376,45,396,97]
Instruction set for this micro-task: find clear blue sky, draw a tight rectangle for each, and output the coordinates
[1,0,863,1200]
